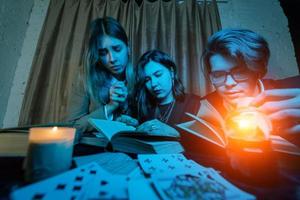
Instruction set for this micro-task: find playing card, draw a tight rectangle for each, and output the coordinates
[138,154,207,175]
[128,177,160,200]
[11,162,107,200]
[127,165,145,179]
[151,170,255,200]
[83,172,128,199]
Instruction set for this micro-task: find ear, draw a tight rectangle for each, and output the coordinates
[170,69,174,79]
[127,46,131,56]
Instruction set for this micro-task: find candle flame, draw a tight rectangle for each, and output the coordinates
[238,118,254,130]
[52,126,58,132]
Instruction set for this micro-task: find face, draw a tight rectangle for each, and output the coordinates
[98,35,129,76]
[209,54,259,106]
[144,60,174,104]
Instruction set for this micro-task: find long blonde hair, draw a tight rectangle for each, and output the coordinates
[84,17,134,107]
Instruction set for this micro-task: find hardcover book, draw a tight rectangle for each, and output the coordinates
[79,118,184,154]
[177,112,300,156]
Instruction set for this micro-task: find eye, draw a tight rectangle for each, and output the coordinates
[211,71,225,78]
[145,77,150,83]
[154,71,162,77]
[233,68,249,75]
[112,45,122,52]
[98,49,107,56]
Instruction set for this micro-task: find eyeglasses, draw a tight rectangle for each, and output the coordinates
[209,67,253,86]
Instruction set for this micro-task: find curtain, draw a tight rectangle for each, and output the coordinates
[19,0,221,126]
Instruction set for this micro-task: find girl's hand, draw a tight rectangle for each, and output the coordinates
[137,119,179,137]
[115,114,139,127]
[106,81,128,117]
[107,81,128,109]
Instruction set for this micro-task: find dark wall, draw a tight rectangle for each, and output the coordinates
[280,0,300,73]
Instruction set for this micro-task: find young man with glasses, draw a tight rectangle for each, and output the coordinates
[199,28,300,144]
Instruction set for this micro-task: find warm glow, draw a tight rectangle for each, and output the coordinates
[237,118,253,130]
[225,107,272,141]
[29,127,75,142]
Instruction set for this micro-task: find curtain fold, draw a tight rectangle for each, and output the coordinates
[19,0,221,126]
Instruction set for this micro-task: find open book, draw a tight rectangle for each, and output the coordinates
[177,112,300,157]
[79,118,184,154]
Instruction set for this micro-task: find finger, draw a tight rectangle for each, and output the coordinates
[115,115,127,122]
[284,124,300,135]
[112,81,126,88]
[111,87,128,97]
[115,117,122,122]
[119,115,131,124]
[136,122,147,131]
[257,98,300,114]
[275,124,300,137]
[136,125,150,133]
[110,93,122,99]
[111,88,124,94]
[139,121,157,132]
[129,118,139,127]
[250,92,267,107]
[111,96,126,102]
[110,82,126,92]
[123,116,139,127]
[251,89,300,106]
[111,90,127,99]
[269,109,300,122]
[112,85,126,92]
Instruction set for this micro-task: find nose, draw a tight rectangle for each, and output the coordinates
[224,74,237,87]
[151,78,159,89]
[108,51,116,63]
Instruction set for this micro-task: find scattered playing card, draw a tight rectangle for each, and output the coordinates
[11,162,107,200]
[151,170,255,200]
[138,154,208,175]
[128,177,160,200]
[138,154,189,174]
[83,173,128,199]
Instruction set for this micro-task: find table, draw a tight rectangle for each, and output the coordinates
[1,144,300,200]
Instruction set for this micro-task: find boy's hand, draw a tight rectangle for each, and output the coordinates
[251,88,300,135]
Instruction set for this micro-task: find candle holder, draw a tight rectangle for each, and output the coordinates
[224,107,278,185]
[24,127,75,182]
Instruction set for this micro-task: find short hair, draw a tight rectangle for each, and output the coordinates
[135,50,185,121]
[202,29,270,78]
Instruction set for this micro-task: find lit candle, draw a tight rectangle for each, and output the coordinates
[224,108,277,182]
[225,107,271,141]
[25,127,75,182]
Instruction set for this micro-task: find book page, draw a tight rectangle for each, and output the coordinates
[270,135,300,156]
[0,133,29,157]
[196,99,225,127]
[177,120,225,148]
[185,112,226,146]
[88,119,136,141]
